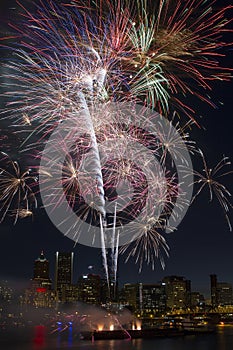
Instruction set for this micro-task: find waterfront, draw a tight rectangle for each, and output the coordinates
[1,325,233,350]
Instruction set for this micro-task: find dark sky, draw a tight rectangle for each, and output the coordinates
[0,0,233,298]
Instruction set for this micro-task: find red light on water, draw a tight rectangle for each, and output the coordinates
[33,325,46,347]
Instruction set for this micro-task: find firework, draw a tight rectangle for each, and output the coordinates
[135,0,232,117]
[36,102,191,279]
[184,150,233,231]
[1,0,232,129]
[119,217,170,272]
[38,104,188,227]
[156,113,197,166]
[0,152,37,224]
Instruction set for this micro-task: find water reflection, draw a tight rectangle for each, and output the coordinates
[33,326,46,349]
[30,325,233,350]
[217,325,233,350]
[57,323,62,348]
[1,324,233,350]
[68,323,73,348]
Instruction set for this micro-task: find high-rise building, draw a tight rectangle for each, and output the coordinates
[190,292,205,308]
[210,274,218,308]
[163,276,191,311]
[23,251,55,308]
[217,283,233,306]
[210,275,232,307]
[139,283,166,316]
[55,252,74,302]
[122,283,166,316]
[34,251,49,279]
[122,284,139,312]
[77,274,102,305]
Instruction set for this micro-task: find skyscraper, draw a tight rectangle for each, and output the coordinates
[217,283,233,306]
[122,283,139,312]
[55,252,74,302]
[122,283,166,316]
[34,251,50,280]
[210,274,233,307]
[139,283,166,316]
[77,274,102,305]
[210,274,218,309]
[33,251,52,290]
[23,251,55,308]
[163,276,191,311]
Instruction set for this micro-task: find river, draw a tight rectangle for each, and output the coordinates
[1,324,233,350]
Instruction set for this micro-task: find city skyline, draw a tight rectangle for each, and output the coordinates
[1,247,233,301]
[2,249,233,318]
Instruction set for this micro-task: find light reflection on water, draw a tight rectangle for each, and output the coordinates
[1,325,233,350]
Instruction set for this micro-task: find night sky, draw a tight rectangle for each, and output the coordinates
[0,0,233,298]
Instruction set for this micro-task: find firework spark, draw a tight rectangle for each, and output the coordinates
[0,152,37,224]
[119,217,170,272]
[184,150,233,231]
[1,0,232,129]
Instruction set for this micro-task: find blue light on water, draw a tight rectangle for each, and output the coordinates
[68,323,73,346]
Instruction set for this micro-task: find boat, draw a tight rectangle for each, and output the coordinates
[80,327,185,340]
[181,317,216,335]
